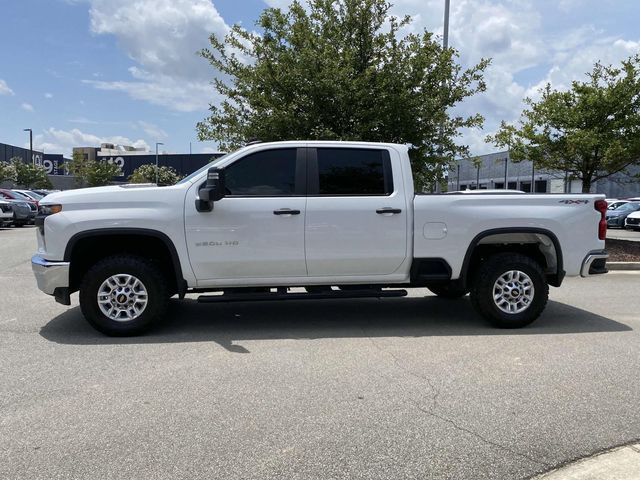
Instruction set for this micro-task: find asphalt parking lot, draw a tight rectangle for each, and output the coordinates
[1,226,639,480]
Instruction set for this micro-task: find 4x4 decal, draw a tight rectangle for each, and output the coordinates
[558,199,589,205]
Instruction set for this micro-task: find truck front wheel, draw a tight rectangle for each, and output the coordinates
[469,253,548,328]
[79,255,169,336]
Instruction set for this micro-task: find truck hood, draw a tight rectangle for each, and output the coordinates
[41,184,183,208]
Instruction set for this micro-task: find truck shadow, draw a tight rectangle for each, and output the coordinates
[39,296,632,352]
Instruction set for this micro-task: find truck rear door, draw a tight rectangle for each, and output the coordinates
[304,146,408,276]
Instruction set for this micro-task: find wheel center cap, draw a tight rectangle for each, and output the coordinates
[116,294,127,304]
[511,289,520,297]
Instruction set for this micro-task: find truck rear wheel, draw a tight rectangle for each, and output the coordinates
[79,255,169,336]
[469,253,548,328]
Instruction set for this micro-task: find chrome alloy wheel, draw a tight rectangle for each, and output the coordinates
[492,270,535,314]
[97,274,148,322]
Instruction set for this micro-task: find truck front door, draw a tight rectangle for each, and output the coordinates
[185,147,307,282]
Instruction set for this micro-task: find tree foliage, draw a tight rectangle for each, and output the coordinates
[67,151,121,187]
[9,158,52,189]
[197,0,489,186]
[128,164,182,185]
[0,161,17,184]
[488,55,640,192]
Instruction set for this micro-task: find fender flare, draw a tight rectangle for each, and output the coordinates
[460,227,565,288]
[64,228,187,297]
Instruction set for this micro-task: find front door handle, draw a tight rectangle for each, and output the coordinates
[273,208,301,215]
[376,208,402,214]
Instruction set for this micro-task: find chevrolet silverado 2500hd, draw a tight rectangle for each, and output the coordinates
[32,141,609,335]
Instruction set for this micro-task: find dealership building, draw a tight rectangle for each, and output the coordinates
[1,141,223,189]
[447,150,640,197]
[72,144,224,182]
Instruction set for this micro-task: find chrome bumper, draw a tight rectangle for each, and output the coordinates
[31,255,70,295]
[580,250,609,277]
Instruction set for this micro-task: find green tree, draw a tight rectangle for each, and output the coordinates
[197,0,489,187]
[487,55,640,193]
[128,164,182,185]
[0,161,17,184]
[10,158,53,189]
[67,151,121,187]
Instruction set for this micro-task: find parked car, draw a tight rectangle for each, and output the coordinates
[31,189,60,197]
[12,189,44,202]
[3,199,32,227]
[0,189,38,223]
[606,202,640,228]
[0,200,13,226]
[447,189,525,194]
[32,140,608,336]
[624,210,640,231]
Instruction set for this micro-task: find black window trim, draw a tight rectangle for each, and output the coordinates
[212,147,307,198]
[306,147,395,197]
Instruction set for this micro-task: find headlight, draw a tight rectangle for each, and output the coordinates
[39,204,63,215]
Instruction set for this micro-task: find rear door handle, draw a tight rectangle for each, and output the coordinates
[273,208,301,215]
[376,208,402,214]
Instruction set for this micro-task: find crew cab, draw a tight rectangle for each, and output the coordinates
[32,141,609,336]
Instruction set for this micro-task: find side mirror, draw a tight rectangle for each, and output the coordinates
[196,167,225,212]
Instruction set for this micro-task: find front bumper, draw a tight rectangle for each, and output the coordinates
[606,217,624,227]
[580,250,608,277]
[31,255,70,296]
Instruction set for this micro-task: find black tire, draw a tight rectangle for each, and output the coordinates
[469,253,548,328]
[79,255,169,336]
[427,282,469,299]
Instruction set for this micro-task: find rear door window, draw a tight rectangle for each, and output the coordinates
[315,148,393,195]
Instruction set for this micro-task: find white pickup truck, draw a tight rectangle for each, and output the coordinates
[32,141,609,336]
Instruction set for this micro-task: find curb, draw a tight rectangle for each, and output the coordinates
[607,262,640,271]
[532,443,640,479]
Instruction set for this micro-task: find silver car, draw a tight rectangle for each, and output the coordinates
[5,200,32,227]
[0,200,13,226]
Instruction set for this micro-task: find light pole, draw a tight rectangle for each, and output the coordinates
[443,0,450,49]
[155,142,164,185]
[435,0,451,193]
[23,128,33,165]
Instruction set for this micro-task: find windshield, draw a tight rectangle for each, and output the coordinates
[11,191,32,201]
[176,152,232,185]
[24,191,43,200]
[616,202,640,212]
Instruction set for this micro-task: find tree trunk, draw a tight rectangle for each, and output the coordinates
[581,176,592,193]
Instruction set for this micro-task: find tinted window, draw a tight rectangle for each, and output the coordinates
[317,148,392,195]
[225,149,297,196]
[618,202,640,212]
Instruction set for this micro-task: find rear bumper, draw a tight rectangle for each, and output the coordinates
[31,255,70,296]
[580,250,608,277]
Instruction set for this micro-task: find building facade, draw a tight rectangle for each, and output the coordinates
[447,151,640,197]
[73,144,224,181]
[2,141,224,189]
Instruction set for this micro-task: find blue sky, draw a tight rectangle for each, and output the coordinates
[0,0,638,157]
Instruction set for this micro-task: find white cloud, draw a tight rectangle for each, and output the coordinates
[21,103,35,112]
[84,68,212,112]
[84,0,229,111]
[0,79,14,96]
[137,121,168,139]
[44,92,53,99]
[33,128,150,156]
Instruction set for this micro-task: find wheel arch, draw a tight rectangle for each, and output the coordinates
[460,227,565,289]
[64,228,187,297]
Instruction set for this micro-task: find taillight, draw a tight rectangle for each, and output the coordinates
[594,199,607,240]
